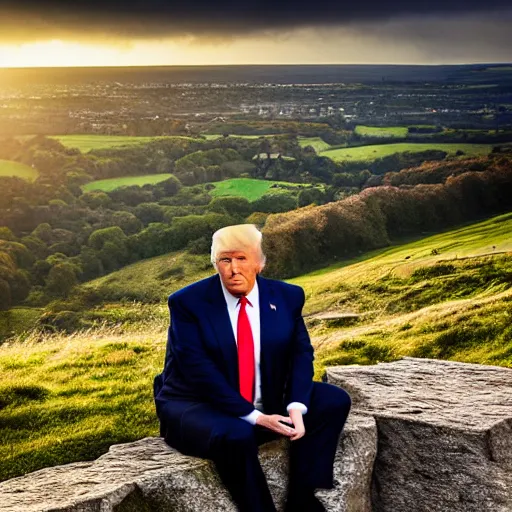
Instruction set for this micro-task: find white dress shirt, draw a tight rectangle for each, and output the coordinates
[220,280,307,425]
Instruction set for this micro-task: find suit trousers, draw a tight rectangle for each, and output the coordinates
[157,382,351,512]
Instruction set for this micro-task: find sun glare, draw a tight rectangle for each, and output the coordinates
[0,40,120,67]
[0,40,192,68]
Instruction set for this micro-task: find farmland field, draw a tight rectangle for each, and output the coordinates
[210,177,305,201]
[297,136,333,152]
[0,160,38,180]
[202,134,281,140]
[354,125,408,138]
[51,135,198,153]
[321,143,493,162]
[82,173,175,192]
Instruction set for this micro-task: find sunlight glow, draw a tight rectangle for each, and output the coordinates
[0,40,189,68]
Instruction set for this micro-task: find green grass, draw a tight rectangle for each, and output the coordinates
[0,308,43,343]
[354,125,408,138]
[82,173,175,192]
[210,178,305,201]
[320,143,493,162]
[0,328,164,481]
[297,137,333,152]
[0,212,511,482]
[83,251,215,304]
[0,160,38,181]
[51,135,198,153]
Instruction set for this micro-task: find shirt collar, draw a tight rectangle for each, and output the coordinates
[220,278,259,311]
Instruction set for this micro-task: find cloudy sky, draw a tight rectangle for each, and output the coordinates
[0,0,511,66]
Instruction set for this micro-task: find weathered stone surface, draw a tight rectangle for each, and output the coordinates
[327,357,512,512]
[0,414,376,512]
[317,414,377,512]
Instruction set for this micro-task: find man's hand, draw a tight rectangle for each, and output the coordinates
[255,414,296,437]
[288,409,306,441]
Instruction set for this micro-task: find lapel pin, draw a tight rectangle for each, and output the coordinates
[270,303,277,311]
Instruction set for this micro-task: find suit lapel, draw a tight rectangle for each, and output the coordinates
[257,275,281,411]
[204,275,239,387]
[257,275,279,361]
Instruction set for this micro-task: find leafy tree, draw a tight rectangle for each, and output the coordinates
[297,188,327,207]
[88,226,127,251]
[32,223,53,244]
[111,211,143,235]
[157,175,182,196]
[109,186,154,207]
[78,247,104,280]
[80,191,112,210]
[245,212,269,227]
[133,203,165,225]
[0,227,16,241]
[252,192,297,213]
[0,278,11,310]
[208,197,252,219]
[45,262,79,298]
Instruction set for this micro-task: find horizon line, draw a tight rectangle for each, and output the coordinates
[1,62,511,70]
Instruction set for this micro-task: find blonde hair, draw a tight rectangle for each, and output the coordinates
[211,224,266,270]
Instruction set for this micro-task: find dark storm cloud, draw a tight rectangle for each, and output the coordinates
[1,0,512,42]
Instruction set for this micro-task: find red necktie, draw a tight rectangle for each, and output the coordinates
[237,296,255,402]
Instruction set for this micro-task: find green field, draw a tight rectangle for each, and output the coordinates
[210,178,305,201]
[203,134,281,140]
[0,213,511,482]
[354,125,409,138]
[297,136,333,152]
[0,160,38,181]
[82,173,175,192]
[51,135,198,153]
[321,143,493,162]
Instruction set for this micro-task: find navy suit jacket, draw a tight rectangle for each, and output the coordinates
[154,274,314,424]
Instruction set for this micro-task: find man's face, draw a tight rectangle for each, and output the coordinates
[216,249,261,297]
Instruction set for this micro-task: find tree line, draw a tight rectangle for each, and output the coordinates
[262,156,512,277]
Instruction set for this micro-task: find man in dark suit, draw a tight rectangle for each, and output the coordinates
[154,224,351,511]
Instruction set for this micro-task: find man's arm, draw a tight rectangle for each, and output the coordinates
[286,286,315,409]
[166,295,255,418]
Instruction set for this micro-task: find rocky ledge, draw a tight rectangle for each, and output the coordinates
[0,357,510,511]
[0,415,376,512]
[327,357,512,512]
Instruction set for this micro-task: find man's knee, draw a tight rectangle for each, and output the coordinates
[312,382,352,417]
[211,418,256,450]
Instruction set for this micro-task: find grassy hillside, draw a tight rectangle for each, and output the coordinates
[0,160,38,181]
[51,135,198,153]
[83,251,214,303]
[0,213,510,482]
[320,142,493,162]
[82,173,175,192]
[291,213,512,375]
[210,177,306,201]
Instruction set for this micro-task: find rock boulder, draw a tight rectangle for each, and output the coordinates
[327,357,512,512]
[0,414,376,512]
